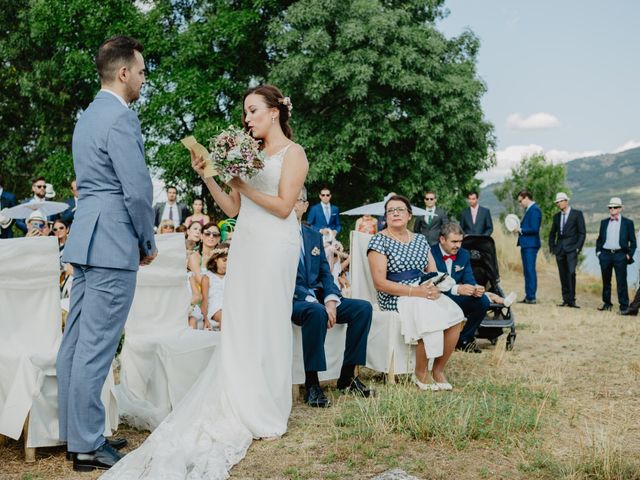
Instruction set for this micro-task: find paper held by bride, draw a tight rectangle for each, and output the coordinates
[181,135,218,177]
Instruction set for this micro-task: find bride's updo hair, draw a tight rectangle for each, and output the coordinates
[242,84,293,140]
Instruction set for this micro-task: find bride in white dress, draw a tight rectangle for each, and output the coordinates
[101,85,308,479]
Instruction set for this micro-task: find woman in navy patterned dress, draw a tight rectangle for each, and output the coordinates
[367,195,463,391]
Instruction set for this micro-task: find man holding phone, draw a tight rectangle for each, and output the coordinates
[431,222,490,353]
[25,210,51,237]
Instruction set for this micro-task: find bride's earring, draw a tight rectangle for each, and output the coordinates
[271,117,276,124]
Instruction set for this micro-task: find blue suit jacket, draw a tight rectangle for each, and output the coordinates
[517,203,542,249]
[596,216,636,262]
[293,225,341,302]
[431,245,477,286]
[0,190,17,238]
[62,91,156,271]
[306,203,341,233]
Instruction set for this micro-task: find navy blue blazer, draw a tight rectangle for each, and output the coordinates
[460,206,493,236]
[306,203,341,233]
[517,203,542,249]
[293,225,341,302]
[431,245,477,286]
[596,216,636,262]
[0,190,17,238]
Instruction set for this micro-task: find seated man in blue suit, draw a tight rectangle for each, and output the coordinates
[431,222,490,353]
[306,187,341,238]
[516,190,542,304]
[293,187,373,407]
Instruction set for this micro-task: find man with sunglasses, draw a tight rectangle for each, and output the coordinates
[413,190,448,245]
[15,176,50,234]
[306,187,341,239]
[595,197,636,313]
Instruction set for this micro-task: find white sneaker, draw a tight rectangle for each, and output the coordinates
[503,291,517,307]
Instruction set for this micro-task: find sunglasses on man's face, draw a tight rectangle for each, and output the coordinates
[31,221,45,229]
[34,184,46,189]
[424,197,435,201]
[203,231,220,237]
[608,206,621,210]
[320,193,331,197]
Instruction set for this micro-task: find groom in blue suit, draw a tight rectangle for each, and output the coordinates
[432,222,490,353]
[306,187,341,236]
[516,190,542,304]
[58,36,157,472]
[293,188,372,407]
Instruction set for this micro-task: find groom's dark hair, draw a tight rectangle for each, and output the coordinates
[96,35,144,82]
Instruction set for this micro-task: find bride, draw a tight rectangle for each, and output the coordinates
[101,85,308,479]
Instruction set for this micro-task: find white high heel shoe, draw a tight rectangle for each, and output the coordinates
[411,373,439,391]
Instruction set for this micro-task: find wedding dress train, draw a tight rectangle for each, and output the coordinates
[102,145,299,479]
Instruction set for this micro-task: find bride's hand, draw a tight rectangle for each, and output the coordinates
[226,176,245,191]
[190,149,206,178]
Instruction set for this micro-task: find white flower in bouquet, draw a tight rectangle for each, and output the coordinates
[208,125,265,181]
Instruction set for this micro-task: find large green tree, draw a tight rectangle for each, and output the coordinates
[0,0,153,199]
[493,152,569,243]
[267,0,495,212]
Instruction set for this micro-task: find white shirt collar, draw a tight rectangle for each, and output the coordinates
[100,88,128,108]
[563,206,571,215]
[0,187,3,196]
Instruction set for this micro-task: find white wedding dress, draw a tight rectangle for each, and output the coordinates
[102,145,300,479]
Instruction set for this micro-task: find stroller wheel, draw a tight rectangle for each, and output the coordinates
[506,332,516,350]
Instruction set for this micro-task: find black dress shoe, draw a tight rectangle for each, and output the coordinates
[66,437,128,460]
[73,442,124,472]
[455,341,482,353]
[337,376,373,398]
[557,302,569,307]
[597,303,613,311]
[518,298,537,304]
[619,309,638,316]
[568,303,580,308]
[304,384,330,408]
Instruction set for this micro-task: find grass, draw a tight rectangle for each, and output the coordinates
[335,379,555,451]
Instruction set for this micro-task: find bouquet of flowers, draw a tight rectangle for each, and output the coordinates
[208,125,265,181]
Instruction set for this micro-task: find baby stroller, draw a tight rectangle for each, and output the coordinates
[461,235,516,350]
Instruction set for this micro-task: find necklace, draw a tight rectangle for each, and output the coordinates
[386,228,411,244]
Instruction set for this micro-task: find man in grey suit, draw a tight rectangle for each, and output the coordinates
[413,189,448,245]
[57,36,157,472]
[460,191,493,236]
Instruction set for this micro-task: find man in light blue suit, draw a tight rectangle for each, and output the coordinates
[306,187,341,236]
[516,190,542,304]
[57,36,157,472]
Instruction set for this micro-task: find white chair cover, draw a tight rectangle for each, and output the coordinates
[117,233,220,430]
[0,237,117,447]
[350,231,415,375]
[291,323,347,385]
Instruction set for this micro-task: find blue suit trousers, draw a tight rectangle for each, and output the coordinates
[56,264,136,452]
[521,247,539,301]
[447,294,490,344]
[291,298,372,372]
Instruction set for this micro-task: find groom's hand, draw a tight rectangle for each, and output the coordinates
[140,250,157,266]
[325,300,337,329]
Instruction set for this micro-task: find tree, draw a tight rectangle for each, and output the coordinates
[493,153,569,243]
[267,0,495,212]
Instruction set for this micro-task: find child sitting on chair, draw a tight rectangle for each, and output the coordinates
[201,243,229,331]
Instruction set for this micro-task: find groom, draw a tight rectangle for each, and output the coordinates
[57,36,157,472]
[293,187,373,407]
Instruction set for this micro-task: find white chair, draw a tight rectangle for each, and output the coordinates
[350,231,415,377]
[117,233,219,430]
[0,237,117,461]
[291,323,347,385]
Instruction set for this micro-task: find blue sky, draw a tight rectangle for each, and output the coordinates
[438,0,640,184]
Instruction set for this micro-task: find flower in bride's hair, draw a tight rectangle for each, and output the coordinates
[279,96,293,116]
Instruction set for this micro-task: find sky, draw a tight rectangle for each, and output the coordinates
[438,0,640,185]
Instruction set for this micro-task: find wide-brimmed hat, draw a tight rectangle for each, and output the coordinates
[608,197,623,208]
[554,192,569,203]
[27,209,46,223]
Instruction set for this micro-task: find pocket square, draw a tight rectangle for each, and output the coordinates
[454,265,464,272]
[311,246,321,256]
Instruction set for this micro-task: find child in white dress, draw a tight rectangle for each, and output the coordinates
[201,243,229,331]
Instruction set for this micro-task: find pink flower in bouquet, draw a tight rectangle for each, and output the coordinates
[208,126,265,181]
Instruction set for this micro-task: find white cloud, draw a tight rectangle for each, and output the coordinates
[613,139,640,153]
[506,112,561,130]
[477,144,602,186]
